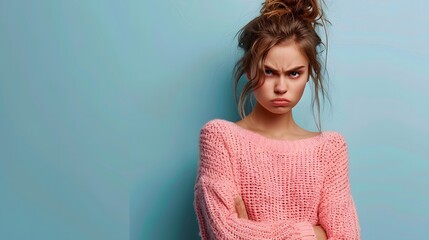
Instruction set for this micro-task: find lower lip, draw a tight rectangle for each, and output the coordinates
[272,100,290,106]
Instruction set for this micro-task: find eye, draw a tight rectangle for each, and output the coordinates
[290,71,301,78]
[264,69,274,76]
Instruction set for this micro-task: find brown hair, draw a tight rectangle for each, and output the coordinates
[233,0,331,132]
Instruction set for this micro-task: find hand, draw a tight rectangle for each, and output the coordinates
[313,225,327,240]
[234,196,248,219]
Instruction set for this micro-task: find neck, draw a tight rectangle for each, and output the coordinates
[247,103,302,137]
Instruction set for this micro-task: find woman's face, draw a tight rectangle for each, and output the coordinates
[252,41,309,115]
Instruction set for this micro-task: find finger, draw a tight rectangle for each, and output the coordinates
[234,196,249,219]
[313,225,327,240]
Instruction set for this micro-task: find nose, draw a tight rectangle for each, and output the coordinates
[274,75,287,94]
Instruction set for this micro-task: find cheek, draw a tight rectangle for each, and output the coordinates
[252,88,264,100]
[290,82,307,97]
[253,81,270,96]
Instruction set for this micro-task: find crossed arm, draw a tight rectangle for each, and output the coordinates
[233,195,328,240]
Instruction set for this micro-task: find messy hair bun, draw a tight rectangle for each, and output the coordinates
[261,0,326,26]
[233,0,331,131]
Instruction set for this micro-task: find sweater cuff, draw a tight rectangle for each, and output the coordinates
[295,221,317,240]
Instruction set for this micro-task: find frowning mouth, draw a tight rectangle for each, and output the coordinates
[271,98,290,106]
[272,98,290,102]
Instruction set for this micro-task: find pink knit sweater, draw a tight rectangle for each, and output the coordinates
[193,119,360,240]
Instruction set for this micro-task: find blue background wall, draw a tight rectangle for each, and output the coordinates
[1,0,428,239]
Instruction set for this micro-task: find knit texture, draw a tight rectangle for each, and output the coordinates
[194,119,360,240]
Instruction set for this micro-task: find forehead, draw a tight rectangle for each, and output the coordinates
[264,41,308,67]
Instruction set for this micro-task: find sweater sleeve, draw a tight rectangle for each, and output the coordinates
[318,132,361,240]
[193,120,317,240]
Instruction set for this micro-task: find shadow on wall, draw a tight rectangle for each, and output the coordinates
[139,155,201,240]
[173,158,201,240]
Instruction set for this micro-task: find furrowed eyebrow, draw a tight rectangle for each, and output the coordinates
[264,65,306,73]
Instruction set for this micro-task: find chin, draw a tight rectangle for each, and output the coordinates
[266,107,292,115]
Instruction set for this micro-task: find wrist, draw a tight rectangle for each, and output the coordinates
[295,221,317,240]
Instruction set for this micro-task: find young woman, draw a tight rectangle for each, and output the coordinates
[193,0,360,239]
